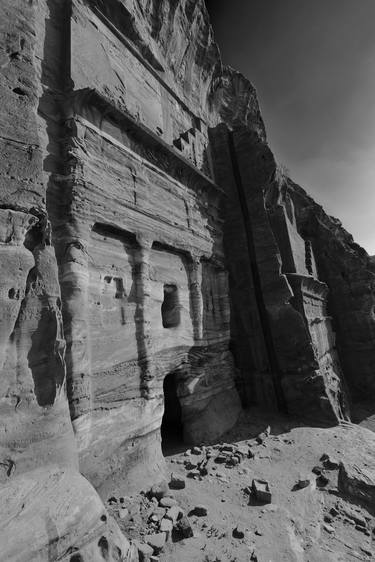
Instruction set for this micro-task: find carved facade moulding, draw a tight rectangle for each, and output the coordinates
[136,234,153,251]
[66,89,223,197]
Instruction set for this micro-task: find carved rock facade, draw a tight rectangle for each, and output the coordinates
[1,0,375,558]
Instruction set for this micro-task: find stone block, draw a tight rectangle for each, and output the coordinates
[252,479,272,503]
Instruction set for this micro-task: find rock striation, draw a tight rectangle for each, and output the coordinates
[1,0,375,558]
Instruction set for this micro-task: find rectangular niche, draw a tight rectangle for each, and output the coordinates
[150,242,194,350]
[162,284,181,328]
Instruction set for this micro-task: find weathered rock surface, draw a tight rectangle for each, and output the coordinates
[0,0,77,476]
[338,425,375,511]
[2,0,375,558]
[0,466,132,561]
[54,0,243,494]
[210,125,348,422]
[287,181,375,403]
[0,0,131,557]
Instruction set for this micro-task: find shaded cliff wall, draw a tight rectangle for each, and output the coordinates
[288,182,375,403]
[264,173,349,420]
[209,118,349,423]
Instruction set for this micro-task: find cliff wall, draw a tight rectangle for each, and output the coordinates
[1,0,375,559]
[288,181,375,402]
[0,0,76,483]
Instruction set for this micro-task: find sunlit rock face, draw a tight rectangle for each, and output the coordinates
[1,0,375,558]
[0,466,132,562]
[0,0,77,481]
[57,0,242,494]
[0,0,138,558]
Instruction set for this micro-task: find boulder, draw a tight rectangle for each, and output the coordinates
[165,505,182,524]
[252,479,272,503]
[233,524,245,539]
[321,454,340,470]
[191,447,203,455]
[133,540,154,562]
[175,516,194,539]
[150,481,170,500]
[296,474,311,489]
[193,505,208,516]
[160,517,173,536]
[169,473,186,490]
[338,461,375,509]
[145,533,167,554]
[159,497,178,508]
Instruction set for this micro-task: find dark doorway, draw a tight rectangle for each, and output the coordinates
[161,372,184,455]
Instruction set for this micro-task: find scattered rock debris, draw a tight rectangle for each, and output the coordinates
[103,410,375,561]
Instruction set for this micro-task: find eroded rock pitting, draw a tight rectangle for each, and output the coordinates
[1,0,375,560]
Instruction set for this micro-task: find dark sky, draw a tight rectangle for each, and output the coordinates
[205,0,375,253]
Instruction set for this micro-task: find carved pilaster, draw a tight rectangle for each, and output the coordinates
[135,235,154,395]
[188,252,204,341]
[61,234,92,420]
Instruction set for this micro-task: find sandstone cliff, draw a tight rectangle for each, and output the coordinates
[1,0,375,559]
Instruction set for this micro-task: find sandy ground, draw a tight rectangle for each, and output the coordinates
[108,408,375,561]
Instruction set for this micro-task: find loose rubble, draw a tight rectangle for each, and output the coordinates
[100,414,375,561]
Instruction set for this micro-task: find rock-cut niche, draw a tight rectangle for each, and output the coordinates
[161,284,180,328]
